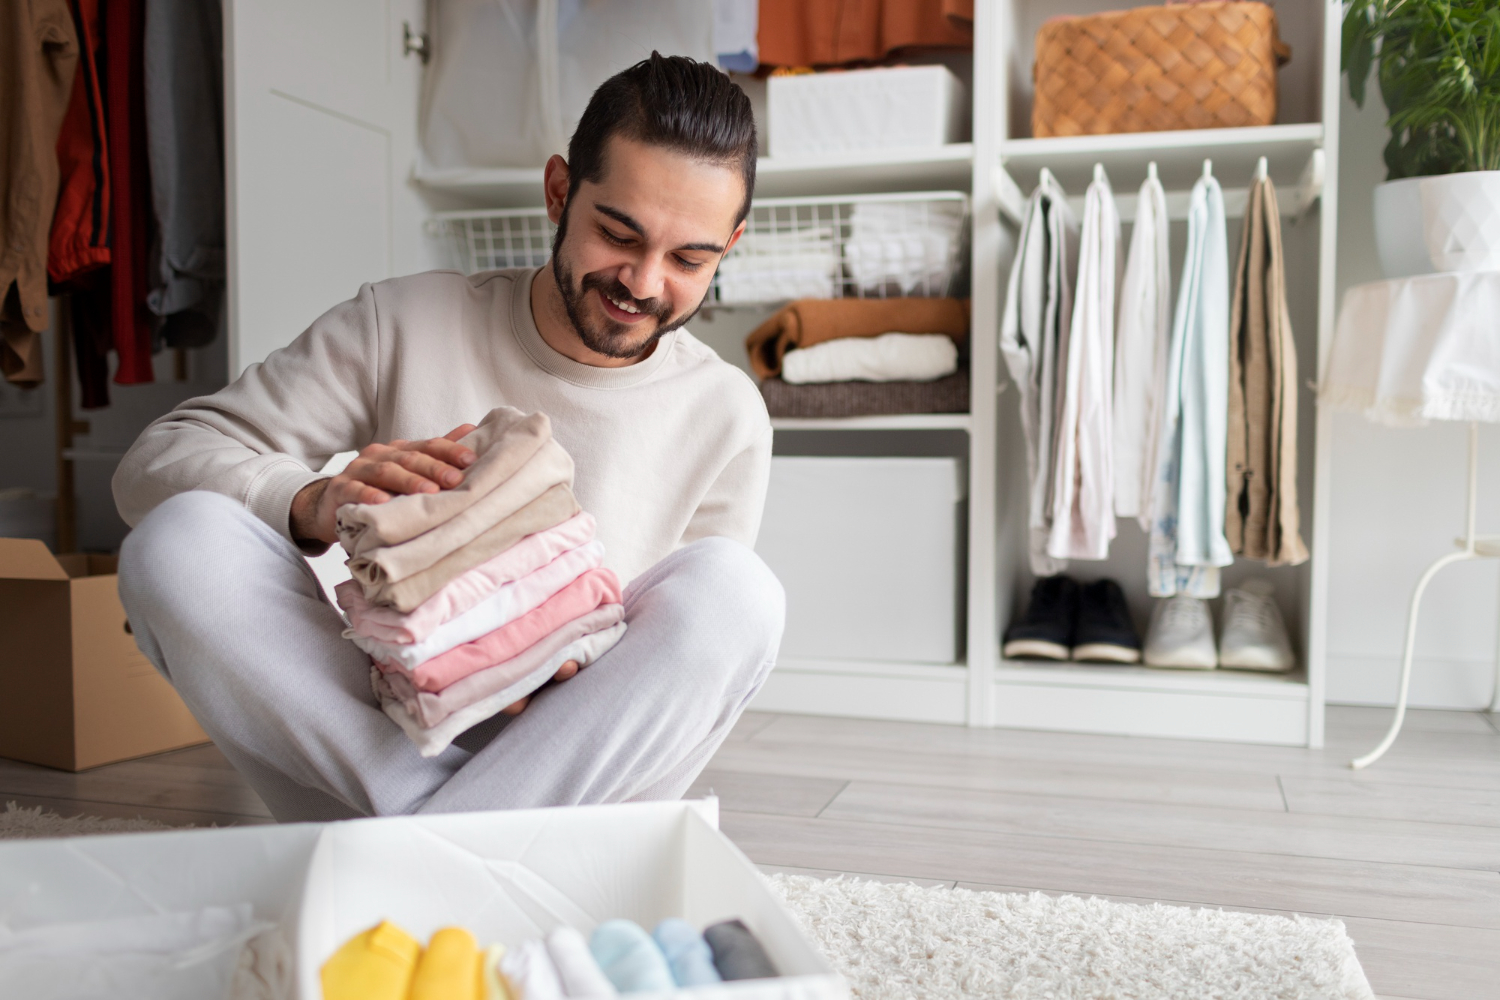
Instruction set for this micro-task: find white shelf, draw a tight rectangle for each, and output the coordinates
[999,122,1324,192]
[414,145,975,206]
[991,659,1311,746]
[754,144,973,198]
[771,413,971,432]
[995,659,1308,698]
[753,657,970,725]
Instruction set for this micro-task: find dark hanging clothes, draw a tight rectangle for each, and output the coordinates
[67,268,111,408]
[102,0,157,385]
[50,0,110,286]
[144,0,225,349]
[1,0,79,385]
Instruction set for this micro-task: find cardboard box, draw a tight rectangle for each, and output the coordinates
[0,537,208,770]
[0,800,846,1000]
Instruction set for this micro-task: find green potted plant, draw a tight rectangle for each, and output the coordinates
[1343,0,1500,276]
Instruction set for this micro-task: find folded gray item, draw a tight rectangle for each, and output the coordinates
[759,370,969,418]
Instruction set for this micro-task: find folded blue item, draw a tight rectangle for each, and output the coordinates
[588,919,675,994]
[717,50,758,72]
[652,918,722,987]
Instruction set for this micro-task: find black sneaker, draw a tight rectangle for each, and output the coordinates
[1072,578,1142,663]
[1002,576,1079,660]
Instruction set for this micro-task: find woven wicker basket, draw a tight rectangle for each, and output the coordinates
[1031,1,1290,138]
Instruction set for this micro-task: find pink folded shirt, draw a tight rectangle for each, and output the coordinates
[381,567,622,692]
[335,513,596,640]
[381,604,626,727]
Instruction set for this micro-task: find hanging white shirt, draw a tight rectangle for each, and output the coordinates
[999,172,1076,577]
[1113,169,1170,524]
[1147,168,1233,598]
[1047,166,1120,561]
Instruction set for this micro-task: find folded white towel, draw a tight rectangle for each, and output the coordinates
[781,332,959,384]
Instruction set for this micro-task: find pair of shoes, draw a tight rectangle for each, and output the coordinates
[1143,579,1296,671]
[1003,576,1141,664]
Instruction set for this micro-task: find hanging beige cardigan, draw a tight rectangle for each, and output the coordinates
[1225,175,1307,566]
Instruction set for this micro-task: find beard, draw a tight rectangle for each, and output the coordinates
[550,205,709,359]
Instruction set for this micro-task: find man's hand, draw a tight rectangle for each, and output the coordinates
[500,659,580,716]
[290,425,479,545]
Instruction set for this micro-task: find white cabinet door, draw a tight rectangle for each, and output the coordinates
[225,0,429,374]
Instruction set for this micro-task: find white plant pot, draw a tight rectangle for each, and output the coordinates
[1372,177,1436,279]
[1420,170,1500,272]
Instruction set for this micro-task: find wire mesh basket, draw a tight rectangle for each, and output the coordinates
[433,191,969,305]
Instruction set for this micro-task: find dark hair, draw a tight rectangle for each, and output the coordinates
[566,52,757,227]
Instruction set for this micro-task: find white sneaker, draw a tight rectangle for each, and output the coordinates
[1219,579,1296,672]
[1143,596,1217,669]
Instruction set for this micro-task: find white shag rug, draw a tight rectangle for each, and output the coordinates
[767,874,1375,1000]
[0,802,177,839]
[3,804,1375,999]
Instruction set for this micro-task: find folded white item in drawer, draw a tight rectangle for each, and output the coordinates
[716,230,840,302]
[846,200,966,296]
[781,333,959,384]
[767,64,966,157]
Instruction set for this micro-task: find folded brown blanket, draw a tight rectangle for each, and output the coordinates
[745,298,969,379]
[760,370,970,418]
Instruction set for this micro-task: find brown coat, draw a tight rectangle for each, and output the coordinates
[1225,176,1306,566]
[757,0,973,67]
[1,0,79,384]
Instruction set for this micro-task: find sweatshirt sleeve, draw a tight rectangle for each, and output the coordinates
[681,423,773,549]
[112,283,384,549]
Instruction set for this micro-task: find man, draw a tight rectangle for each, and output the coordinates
[113,55,781,822]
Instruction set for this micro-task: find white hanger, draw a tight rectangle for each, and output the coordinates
[1255,155,1269,181]
[1147,161,1159,183]
[1202,158,1213,179]
[1039,166,1057,189]
[1093,162,1107,185]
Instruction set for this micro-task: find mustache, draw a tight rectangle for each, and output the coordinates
[579,273,671,323]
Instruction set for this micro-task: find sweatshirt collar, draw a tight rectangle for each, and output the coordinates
[511,267,676,389]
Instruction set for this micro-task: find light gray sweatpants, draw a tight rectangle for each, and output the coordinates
[118,491,784,822]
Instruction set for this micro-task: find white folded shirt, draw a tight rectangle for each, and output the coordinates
[780,332,959,384]
[347,540,605,669]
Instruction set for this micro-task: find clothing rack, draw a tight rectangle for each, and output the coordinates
[993,148,1325,226]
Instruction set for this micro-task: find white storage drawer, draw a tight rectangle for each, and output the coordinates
[757,457,965,665]
[767,65,967,158]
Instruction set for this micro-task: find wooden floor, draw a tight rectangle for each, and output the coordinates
[2,706,1496,999]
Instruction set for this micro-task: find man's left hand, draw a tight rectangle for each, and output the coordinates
[501,659,580,715]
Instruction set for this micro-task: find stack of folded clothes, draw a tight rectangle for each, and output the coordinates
[745,297,970,418]
[334,407,626,756]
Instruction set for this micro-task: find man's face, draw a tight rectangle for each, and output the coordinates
[549,136,746,359]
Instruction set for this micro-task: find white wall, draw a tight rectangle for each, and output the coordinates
[1324,89,1500,710]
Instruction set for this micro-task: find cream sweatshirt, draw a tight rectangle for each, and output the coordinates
[112,267,774,585]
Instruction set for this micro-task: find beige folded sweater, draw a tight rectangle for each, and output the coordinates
[358,483,581,612]
[347,438,575,590]
[336,407,550,554]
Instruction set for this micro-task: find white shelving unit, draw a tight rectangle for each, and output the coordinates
[224,0,1340,747]
[756,0,1343,746]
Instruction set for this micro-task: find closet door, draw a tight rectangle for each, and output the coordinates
[225,0,427,375]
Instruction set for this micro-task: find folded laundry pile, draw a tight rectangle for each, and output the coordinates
[745,297,970,417]
[845,198,967,297]
[334,407,625,757]
[715,226,839,304]
[322,916,779,998]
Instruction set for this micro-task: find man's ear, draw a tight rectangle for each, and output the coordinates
[722,218,748,255]
[543,154,571,224]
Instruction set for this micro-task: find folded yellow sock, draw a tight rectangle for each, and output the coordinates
[321,920,422,1000]
[411,926,482,1000]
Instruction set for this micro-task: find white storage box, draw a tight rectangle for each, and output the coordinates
[757,457,965,664]
[0,800,843,1000]
[767,65,967,158]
